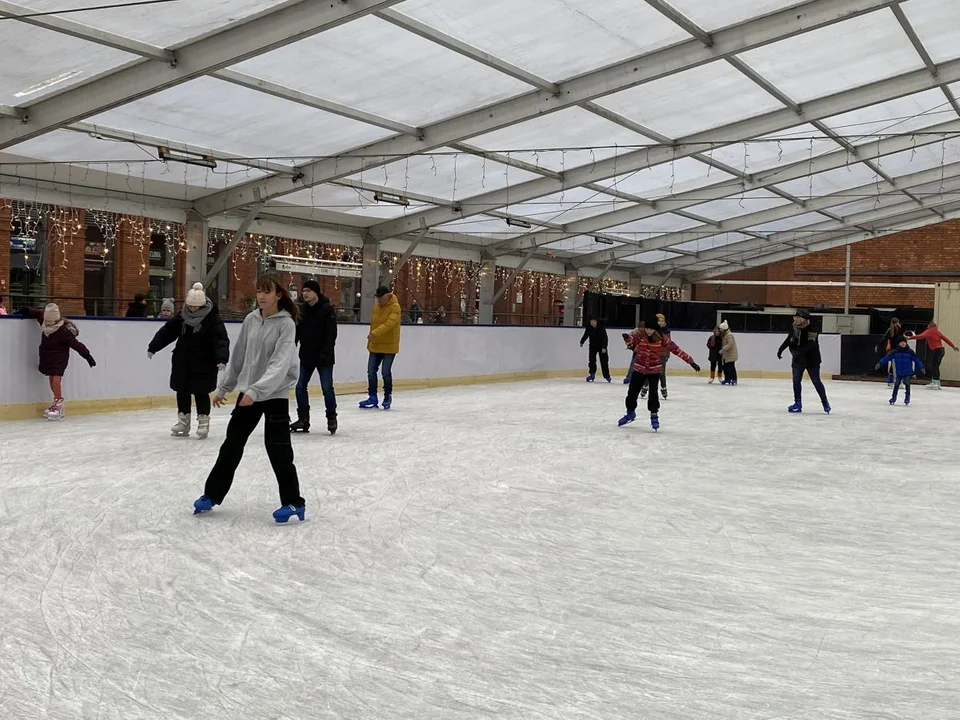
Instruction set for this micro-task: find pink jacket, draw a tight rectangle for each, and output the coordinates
[910,328,956,351]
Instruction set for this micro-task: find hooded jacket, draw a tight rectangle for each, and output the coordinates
[148,305,230,394]
[878,345,924,379]
[296,293,338,367]
[368,294,401,355]
[778,320,822,369]
[719,323,739,363]
[217,309,298,402]
[26,308,94,376]
[579,322,609,350]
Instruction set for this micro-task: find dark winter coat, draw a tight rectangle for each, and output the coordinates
[126,302,148,318]
[778,321,822,369]
[707,335,723,362]
[296,294,337,367]
[148,307,230,394]
[878,346,924,378]
[27,310,94,376]
[580,322,609,350]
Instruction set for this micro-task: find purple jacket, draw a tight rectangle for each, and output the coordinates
[28,310,94,376]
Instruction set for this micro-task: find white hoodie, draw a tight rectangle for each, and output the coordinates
[217,309,299,402]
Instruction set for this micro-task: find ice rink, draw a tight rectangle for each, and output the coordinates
[2,376,959,719]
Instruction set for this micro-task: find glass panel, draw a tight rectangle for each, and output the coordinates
[395,0,691,81]
[748,212,833,234]
[543,236,626,254]
[436,216,525,239]
[232,16,532,127]
[685,189,791,221]
[0,23,133,105]
[605,213,703,240]
[88,77,394,159]
[594,157,734,200]
[831,191,910,219]
[593,61,785,138]
[664,0,808,32]
[707,124,842,175]
[505,187,635,224]
[621,250,681,263]
[19,0,293,46]
[465,107,653,172]
[902,0,960,63]
[670,231,752,253]
[268,184,430,221]
[821,90,956,141]
[772,162,880,200]
[737,12,925,104]
[873,137,960,178]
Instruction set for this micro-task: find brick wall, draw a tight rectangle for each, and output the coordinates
[45,209,87,316]
[0,204,10,307]
[114,217,150,316]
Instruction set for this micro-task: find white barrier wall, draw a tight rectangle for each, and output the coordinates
[0,316,841,406]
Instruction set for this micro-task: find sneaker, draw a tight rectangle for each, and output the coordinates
[617,411,636,426]
[273,505,306,523]
[193,495,214,514]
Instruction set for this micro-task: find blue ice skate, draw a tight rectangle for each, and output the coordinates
[889,397,897,405]
[193,495,214,514]
[905,397,910,406]
[273,505,305,523]
[606,377,612,383]
[382,395,392,410]
[585,374,595,382]
[651,413,660,431]
[788,402,802,413]
[617,411,636,426]
[359,395,379,409]
[823,403,831,414]
[623,377,630,384]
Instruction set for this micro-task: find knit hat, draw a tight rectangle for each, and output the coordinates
[160,298,175,314]
[43,303,60,324]
[185,282,207,307]
[302,279,321,295]
[795,308,811,320]
[719,320,729,331]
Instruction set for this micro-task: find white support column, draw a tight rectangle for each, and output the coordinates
[844,243,852,314]
[184,212,208,297]
[563,268,578,327]
[680,282,693,301]
[629,275,644,327]
[478,256,496,325]
[360,239,381,325]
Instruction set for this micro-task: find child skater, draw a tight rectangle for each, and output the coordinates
[877,317,903,386]
[906,321,958,390]
[25,303,96,420]
[619,318,700,431]
[641,313,672,399]
[778,309,830,414]
[193,276,305,523]
[876,336,924,406]
[707,326,724,384]
[148,282,230,439]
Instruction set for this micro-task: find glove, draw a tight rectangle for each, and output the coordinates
[777,351,783,360]
[87,357,96,368]
[691,362,701,372]
[875,363,882,370]
[954,347,959,352]
[217,363,226,371]
[147,351,154,359]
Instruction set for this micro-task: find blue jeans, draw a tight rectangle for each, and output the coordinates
[296,363,337,413]
[792,365,828,405]
[367,353,396,397]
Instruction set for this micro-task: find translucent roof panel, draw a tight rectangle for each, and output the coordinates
[435,215,526,239]
[707,125,842,175]
[467,107,653,172]
[0,23,134,105]
[772,163,880,200]
[873,137,960,178]
[663,0,808,33]
[595,158,734,200]
[88,77,394,159]
[394,0,691,81]
[905,177,960,204]
[605,213,703,239]
[593,61,785,138]
[748,212,834,235]
[542,236,627,254]
[670,232,752,253]
[830,192,909,219]
[821,90,957,141]
[901,0,960,63]
[231,16,531,127]
[737,11,924,104]
[506,187,633,224]
[684,189,792,222]
[622,250,681,264]
[270,185,430,221]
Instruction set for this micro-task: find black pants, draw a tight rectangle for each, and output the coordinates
[204,396,304,507]
[929,347,945,381]
[710,359,723,376]
[625,372,661,414]
[659,358,668,390]
[177,391,211,415]
[588,348,611,379]
[723,362,738,383]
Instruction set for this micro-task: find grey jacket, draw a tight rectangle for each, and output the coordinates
[217,309,299,402]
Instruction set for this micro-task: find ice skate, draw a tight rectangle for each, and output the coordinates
[273,505,305,523]
[617,411,636,426]
[660,387,668,400]
[382,396,392,410]
[889,397,897,405]
[171,413,191,437]
[905,397,911,406]
[193,495,214,514]
[585,374,595,383]
[708,376,715,384]
[823,403,831,414]
[623,377,630,384]
[359,395,379,409]
[196,415,210,439]
[640,386,648,399]
[651,413,660,431]
[290,409,310,433]
[605,376,612,383]
[788,402,802,413]
[46,399,64,421]
[326,410,338,435]
[926,380,941,390]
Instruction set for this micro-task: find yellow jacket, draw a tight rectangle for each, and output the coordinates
[368,294,401,354]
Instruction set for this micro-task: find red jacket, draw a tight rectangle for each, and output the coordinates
[626,331,695,374]
[910,327,956,351]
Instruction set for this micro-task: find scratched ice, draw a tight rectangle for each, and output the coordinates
[1,378,959,719]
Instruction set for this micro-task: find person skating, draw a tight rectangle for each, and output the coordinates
[906,321,958,389]
[876,336,924,406]
[580,317,611,383]
[291,279,338,434]
[877,317,903,386]
[360,285,401,410]
[23,303,96,420]
[619,319,700,431]
[778,309,830,414]
[718,320,739,384]
[194,276,305,523]
[147,282,230,439]
[707,326,724,384]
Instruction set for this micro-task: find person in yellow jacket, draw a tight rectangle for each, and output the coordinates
[359,285,401,410]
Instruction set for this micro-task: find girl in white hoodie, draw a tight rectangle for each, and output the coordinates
[193,276,305,523]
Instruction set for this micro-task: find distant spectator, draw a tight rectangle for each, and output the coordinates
[0,295,7,316]
[409,299,422,324]
[434,306,447,324]
[126,293,148,318]
[157,297,175,320]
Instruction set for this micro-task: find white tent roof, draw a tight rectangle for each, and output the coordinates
[2,0,960,283]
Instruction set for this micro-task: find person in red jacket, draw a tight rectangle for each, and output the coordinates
[25,303,96,420]
[619,320,700,431]
[907,321,958,390]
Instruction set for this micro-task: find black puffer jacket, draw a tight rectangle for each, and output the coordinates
[148,306,230,394]
[580,322,609,350]
[296,294,338,367]
[778,322,822,369]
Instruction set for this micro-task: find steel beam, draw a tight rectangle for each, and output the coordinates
[390,219,429,276]
[203,201,262,286]
[0,0,403,150]
[492,245,539,303]
[193,0,899,215]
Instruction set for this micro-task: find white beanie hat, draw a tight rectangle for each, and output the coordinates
[719,320,729,331]
[185,282,207,307]
[43,303,61,324]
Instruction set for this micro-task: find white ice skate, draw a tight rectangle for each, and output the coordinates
[47,399,64,421]
[196,415,210,439]
[171,413,191,437]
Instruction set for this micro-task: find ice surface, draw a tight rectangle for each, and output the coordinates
[2,378,960,719]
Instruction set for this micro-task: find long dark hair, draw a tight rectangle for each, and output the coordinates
[256,275,299,323]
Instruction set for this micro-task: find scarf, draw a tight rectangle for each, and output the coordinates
[792,318,810,341]
[42,319,65,336]
[181,299,213,334]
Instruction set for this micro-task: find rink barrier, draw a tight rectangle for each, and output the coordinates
[0,316,819,420]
